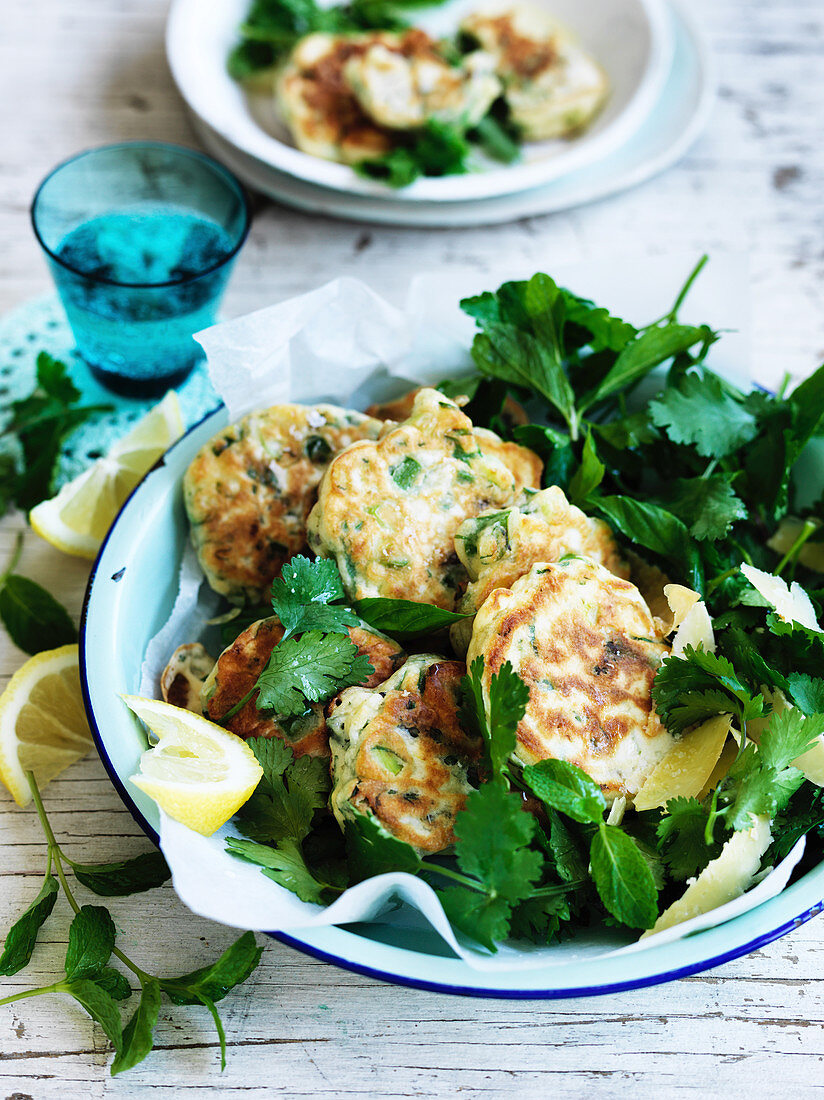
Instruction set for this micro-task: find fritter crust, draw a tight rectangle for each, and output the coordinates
[160,643,215,714]
[327,654,482,853]
[467,557,673,800]
[202,617,405,759]
[307,388,526,609]
[183,403,384,604]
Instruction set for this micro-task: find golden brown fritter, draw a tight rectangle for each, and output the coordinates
[307,388,525,610]
[327,655,482,853]
[160,643,215,714]
[467,557,673,801]
[455,486,628,616]
[183,404,384,604]
[202,617,406,759]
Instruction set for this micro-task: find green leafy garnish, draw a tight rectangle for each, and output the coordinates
[269,554,359,639]
[355,596,470,637]
[255,631,373,716]
[0,534,77,655]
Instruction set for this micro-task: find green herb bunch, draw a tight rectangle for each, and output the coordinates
[0,775,262,1075]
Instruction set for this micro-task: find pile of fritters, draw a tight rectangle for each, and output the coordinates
[165,386,674,854]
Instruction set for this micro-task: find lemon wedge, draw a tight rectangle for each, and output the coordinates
[0,645,93,807]
[29,391,184,559]
[123,696,263,836]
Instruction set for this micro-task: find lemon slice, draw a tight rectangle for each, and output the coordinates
[0,645,92,807]
[123,696,263,836]
[29,391,184,559]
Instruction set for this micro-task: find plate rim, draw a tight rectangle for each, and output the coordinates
[80,402,824,1000]
[165,0,674,203]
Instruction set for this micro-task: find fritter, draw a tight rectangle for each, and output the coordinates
[455,486,628,615]
[183,403,384,604]
[467,557,673,801]
[202,617,406,759]
[327,654,482,853]
[160,643,215,714]
[307,388,528,609]
[461,5,608,141]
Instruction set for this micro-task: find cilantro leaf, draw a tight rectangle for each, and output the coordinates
[652,646,764,733]
[757,709,824,771]
[656,797,719,880]
[345,810,423,881]
[436,886,513,951]
[226,837,332,903]
[663,474,748,541]
[235,738,329,844]
[452,783,541,902]
[649,372,758,458]
[522,758,606,824]
[255,632,373,716]
[786,673,824,716]
[508,893,571,945]
[461,658,529,779]
[590,823,658,929]
[720,742,805,831]
[269,555,358,640]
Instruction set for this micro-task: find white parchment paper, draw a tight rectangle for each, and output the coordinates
[138,257,802,969]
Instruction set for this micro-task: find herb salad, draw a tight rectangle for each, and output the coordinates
[161,257,824,953]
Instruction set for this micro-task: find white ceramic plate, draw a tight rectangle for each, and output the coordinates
[166,0,673,202]
[187,0,710,227]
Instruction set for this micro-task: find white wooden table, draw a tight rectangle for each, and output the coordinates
[2,0,824,1094]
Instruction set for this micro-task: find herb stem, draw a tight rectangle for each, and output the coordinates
[1,531,23,585]
[775,519,819,578]
[26,772,152,984]
[421,863,487,893]
[221,686,257,722]
[0,981,64,1008]
[666,254,709,324]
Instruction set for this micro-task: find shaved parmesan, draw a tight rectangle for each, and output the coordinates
[634,714,732,811]
[697,739,738,800]
[671,601,715,656]
[748,687,824,787]
[740,563,822,632]
[642,815,772,937]
[664,584,701,630]
[606,795,627,825]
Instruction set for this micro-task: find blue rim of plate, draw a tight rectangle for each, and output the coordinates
[79,405,824,1000]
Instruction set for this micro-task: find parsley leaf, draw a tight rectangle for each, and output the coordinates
[255,631,373,717]
[269,555,358,640]
[234,737,329,844]
[663,474,748,541]
[568,430,605,506]
[786,672,824,716]
[594,495,691,566]
[649,372,758,458]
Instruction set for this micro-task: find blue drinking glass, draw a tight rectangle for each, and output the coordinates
[31,142,251,397]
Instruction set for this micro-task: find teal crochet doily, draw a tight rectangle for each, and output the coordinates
[0,294,222,486]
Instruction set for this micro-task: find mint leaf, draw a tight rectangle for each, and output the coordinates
[111,978,161,1075]
[160,931,263,1007]
[547,810,588,883]
[0,873,58,975]
[95,967,132,1001]
[594,495,691,564]
[650,372,758,458]
[255,631,373,716]
[355,597,470,638]
[65,905,116,980]
[345,810,423,881]
[522,758,606,824]
[60,978,123,1051]
[461,658,529,779]
[0,574,77,655]
[67,851,170,897]
[590,823,658,929]
[269,555,358,640]
[582,324,715,411]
